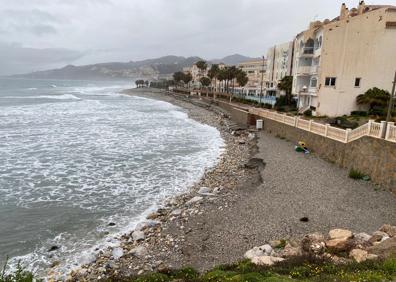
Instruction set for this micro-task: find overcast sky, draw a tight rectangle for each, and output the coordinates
[1,0,395,75]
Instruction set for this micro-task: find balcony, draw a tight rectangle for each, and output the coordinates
[298,87,318,96]
[310,65,319,74]
[296,65,320,76]
[299,47,314,58]
[296,65,311,76]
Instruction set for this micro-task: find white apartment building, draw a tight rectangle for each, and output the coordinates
[292,1,396,116]
[266,41,294,96]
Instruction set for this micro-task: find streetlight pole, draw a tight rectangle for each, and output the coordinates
[259,55,265,105]
[386,71,396,124]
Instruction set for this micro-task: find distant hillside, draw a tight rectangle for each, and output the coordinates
[13,56,203,81]
[12,54,257,80]
[210,54,259,65]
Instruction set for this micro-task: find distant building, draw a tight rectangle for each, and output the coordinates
[236,59,266,96]
[183,63,209,89]
[266,41,294,96]
[292,1,396,116]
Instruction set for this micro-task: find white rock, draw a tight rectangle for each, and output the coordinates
[244,244,273,259]
[248,133,256,141]
[198,187,211,194]
[213,187,221,194]
[381,235,390,242]
[354,232,371,243]
[185,196,203,205]
[171,209,182,216]
[132,230,145,241]
[130,246,147,258]
[251,256,285,266]
[112,247,124,260]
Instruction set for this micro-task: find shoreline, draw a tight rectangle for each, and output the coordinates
[67,88,260,281]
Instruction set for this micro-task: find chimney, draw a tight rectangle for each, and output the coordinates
[358,1,366,15]
[340,3,349,20]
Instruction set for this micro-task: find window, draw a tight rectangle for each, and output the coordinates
[355,77,361,87]
[325,77,336,87]
[310,78,318,88]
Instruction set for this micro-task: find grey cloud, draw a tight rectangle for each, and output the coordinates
[1,0,396,75]
[0,9,62,36]
[0,42,85,75]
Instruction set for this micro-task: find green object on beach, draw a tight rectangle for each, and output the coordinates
[295,146,305,153]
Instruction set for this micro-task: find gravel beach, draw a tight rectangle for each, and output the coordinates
[69,89,396,281]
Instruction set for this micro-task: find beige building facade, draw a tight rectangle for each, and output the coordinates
[236,59,266,96]
[293,2,396,117]
[266,41,294,96]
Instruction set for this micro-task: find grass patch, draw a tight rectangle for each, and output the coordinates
[349,168,370,181]
[123,257,396,282]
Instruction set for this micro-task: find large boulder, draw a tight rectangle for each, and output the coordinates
[369,231,390,245]
[326,229,355,253]
[251,256,285,266]
[329,229,353,240]
[326,238,355,253]
[368,237,396,258]
[245,245,273,259]
[379,224,396,238]
[279,243,303,258]
[349,249,368,263]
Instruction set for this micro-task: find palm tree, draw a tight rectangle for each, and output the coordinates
[195,60,207,72]
[217,68,226,94]
[208,64,219,93]
[200,77,211,97]
[356,87,390,112]
[277,76,294,105]
[173,72,184,87]
[182,72,193,88]
[236,69,248,88]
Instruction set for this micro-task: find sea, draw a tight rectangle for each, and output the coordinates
[0,78,224,277]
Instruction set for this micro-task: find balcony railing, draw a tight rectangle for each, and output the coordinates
[296,65,319,76]
[303,47,314,54]
[296,65,311,75]
[298,87,317,96]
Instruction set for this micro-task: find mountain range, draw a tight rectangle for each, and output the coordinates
[11,54,258,81]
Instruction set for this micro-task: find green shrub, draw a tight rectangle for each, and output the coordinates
[0,260,35,282]
[304,109,312,117]
[349,169,366,180]
[134,273,170,282]
[369,108,385,116]
[351,110,368,116]
[171,267,199,280]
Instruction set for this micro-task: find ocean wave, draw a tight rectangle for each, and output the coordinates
[1,94,81,100]
[1,95,224,279]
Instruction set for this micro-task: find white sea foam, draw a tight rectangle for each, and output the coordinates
[0,87,224,279]
[0,94,81,100]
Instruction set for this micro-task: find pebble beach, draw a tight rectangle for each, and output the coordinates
[67,88,396,281]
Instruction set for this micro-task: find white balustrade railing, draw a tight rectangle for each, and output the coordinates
[385,122,396,143]
[249,106,393,144]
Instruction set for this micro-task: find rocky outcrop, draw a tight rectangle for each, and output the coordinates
[246,225,396,266]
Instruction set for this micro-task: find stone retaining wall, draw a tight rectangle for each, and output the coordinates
[212,100,250,126]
